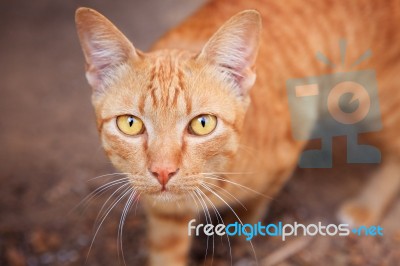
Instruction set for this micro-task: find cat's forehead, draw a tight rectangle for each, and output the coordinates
[101,50,197,118]
[145,49,195,68]
[99,49,236,126]
[138,50,195,116]
[143,50,192,94]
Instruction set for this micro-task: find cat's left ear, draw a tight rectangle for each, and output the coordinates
[198,10,261,96]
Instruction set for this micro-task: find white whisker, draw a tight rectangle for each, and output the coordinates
[118,190,136,266]
[88,172,131,181]
[71,177,130,215]
[195,188,214,264]
[201,171,254,175]
[86,186,133,262]
[202,174,272,199]
[202,181,247,210]
[186,191,201,220]
[133,192,142,215]
[94,183,131,228]
[200,184,258,265]
[197,187,233,265]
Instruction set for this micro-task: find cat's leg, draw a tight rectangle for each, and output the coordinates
[145,204,194,266]
[338,157,400,227]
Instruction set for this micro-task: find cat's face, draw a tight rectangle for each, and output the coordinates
[76,8,261,201]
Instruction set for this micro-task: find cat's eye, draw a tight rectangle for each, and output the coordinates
[188,114,217,136]
[116,115,145,136]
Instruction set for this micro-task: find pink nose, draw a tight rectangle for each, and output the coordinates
[149,164,179,187]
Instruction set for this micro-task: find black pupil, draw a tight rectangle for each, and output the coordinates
[128,117,134,127]
[200,117,206,127]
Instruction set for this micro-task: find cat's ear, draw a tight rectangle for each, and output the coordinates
[75,8,138,89]
[198,10,261,96]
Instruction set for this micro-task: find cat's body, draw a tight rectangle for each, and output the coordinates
[76,0,400,265]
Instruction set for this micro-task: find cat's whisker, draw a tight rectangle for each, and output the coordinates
[94,185,132,230]
[86,186,133,263]
[196,189,219,265]
[200,183,243,225]
[194,189,212,228]
[195,188,214,264]
[186,191,201,220]
[194,189,214,262]
[191,190,208,227]
[117,194,130,265]
[94,183,132,228]
[202,174,272,200]
[134,192,142,215]
[200,188,234,265]
[201,171,254,175]
[88,172,131,181]
[71,177,131,215]
[118,190,136,266]
[199,184,258,265]
[202,181,247,211]
[197,187,233,265]
[192,190,210,263]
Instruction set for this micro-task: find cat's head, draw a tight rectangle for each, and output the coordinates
[75,8,261,201]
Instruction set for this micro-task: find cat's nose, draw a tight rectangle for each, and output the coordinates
[149,164,179,187]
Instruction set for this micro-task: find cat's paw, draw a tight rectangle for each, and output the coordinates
[337,201,379,228]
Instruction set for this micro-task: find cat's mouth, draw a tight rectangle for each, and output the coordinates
[149,187,185,195]
[149,188,171,194]
[143,184,197,201]
[147,189,188,202]
[128,174,200,199]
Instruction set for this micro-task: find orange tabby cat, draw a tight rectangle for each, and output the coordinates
[75,0,400,265]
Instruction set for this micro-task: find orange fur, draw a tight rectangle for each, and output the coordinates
[75,1,400,264]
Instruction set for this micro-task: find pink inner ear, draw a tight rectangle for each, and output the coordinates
[209,36,258,94]
[76,9,137,89]
[223,43,252,72]
[199,11,260,94]
[83,33,134,88]
[219,62,245,86]
[87,38,123,69]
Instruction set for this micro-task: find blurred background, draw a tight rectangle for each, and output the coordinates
[0,0,399,265]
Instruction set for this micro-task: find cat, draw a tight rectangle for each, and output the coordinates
[75,0,400,265]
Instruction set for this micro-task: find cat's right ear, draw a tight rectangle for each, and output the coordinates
[75,8,138,89]
[197,10,261,97]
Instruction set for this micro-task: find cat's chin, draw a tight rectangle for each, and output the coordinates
[147,191,186,202]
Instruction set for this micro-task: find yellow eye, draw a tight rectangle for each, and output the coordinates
[189,114,217,136]
[116,115,144,136]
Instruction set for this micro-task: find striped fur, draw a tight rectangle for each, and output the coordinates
[76,1,400,265]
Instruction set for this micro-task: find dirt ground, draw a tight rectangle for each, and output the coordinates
[1,1,399,265]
